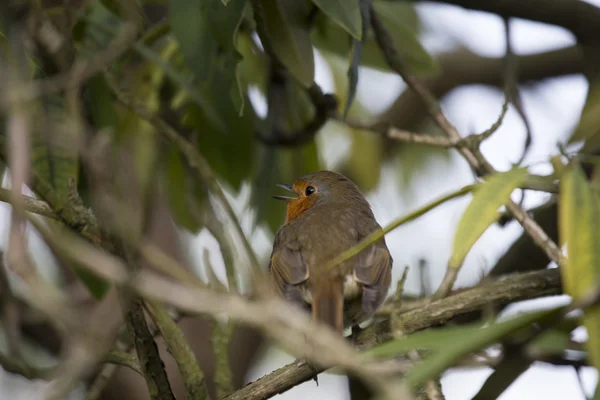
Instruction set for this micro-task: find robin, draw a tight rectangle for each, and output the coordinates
[268,170,393,335]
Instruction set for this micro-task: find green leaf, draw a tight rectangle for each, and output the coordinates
[259,0,315,87]
[343,0,370,118]
[528,328,572,356]
[340,128,382,192]
[30,95,79,204]
[169,0,247,113]
[559,161,600,370]
[86,74,119,131]
[312,1,439,77]
[182,76,257,192]
[368,323,483,358]
[312,0,362,39]
[70,266,111,299]
[568,77,600,152]
[405,309,559,389]
[449,167,527,268]
[165,146,204,233]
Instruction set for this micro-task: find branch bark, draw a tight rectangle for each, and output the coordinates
[379,45,583,131]
[408,0,600,43]
[224,269,562,400]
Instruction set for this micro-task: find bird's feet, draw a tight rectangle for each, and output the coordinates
[349,324,364,343]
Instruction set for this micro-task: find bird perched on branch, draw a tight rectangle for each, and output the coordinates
[268,170,392,335]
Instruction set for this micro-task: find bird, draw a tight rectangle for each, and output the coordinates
[268,170,393,335]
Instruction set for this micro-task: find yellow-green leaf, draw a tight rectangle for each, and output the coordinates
[450,167,527,268]
[165,146,204,234]
[312,1,439,77]
[259,0,315,87]
[559,161,600,370]
[568,77,600,152]
[405,309,558,389]
[312,0,362,40]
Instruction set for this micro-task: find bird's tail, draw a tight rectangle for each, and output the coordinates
[311,278,344,334]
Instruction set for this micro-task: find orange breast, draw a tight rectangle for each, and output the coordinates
[285,196,318,223]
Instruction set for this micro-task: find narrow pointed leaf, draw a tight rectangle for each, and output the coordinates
[343,0,370,118]
[312,0,362,39]
[450,167,527,268]
[405,308,559,389]
[259,0,315,87]
[559,162,600,371]
[170,0,247,113]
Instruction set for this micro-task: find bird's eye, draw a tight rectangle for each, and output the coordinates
[305,186,316,196]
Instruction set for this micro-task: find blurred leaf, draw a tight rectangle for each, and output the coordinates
[259,0,315,87]
[86,74,119,131]
[568,78,600,152]
[31,95,79,203]
[182,77,257,191]
[236,30,268,92]
[169,0,247,113]
[368,323,482,358]
[342,128,382,192]
[529,328,571,356]
[559,161,600,371]
[450,167,527,268]
[343,0,370,118]
[404,309,559,389]
[312,1,439,77]
[165,146,204,233]
[471,350,532,400]
[312,0,362,39]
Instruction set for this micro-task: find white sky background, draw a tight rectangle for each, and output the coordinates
[0,2,598,399]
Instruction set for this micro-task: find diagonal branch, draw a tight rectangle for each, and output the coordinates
[223,268,562,400]
[369,8,565,274]
[407,0,600,43]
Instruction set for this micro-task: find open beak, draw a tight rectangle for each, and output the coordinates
[272,183,297,201]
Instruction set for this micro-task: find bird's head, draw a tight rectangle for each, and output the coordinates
[273,170,368,223]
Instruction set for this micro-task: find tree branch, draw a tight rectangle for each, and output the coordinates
[379,45,582,132]
[408,0,600,43]
[223,269,561,400]
[125,297,176,400]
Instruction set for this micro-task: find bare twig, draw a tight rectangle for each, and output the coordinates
[145,300,208,400]
[369,8,565,273]
[0,188,59,219]
[103,350,142,376]
[224,269,562,400]
[1,22,139,108]
[104,72,260,280]
[126,297,176,400]
[30,214,410,399]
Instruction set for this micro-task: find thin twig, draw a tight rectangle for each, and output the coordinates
[104,72,260,280]
[369,8,565,273]
[30,214,410,400]
[1,22,139,108]
[125,297,176,400]
[103,350,143,376]
[0,188,59,219]
[324,185,474,273]
[224,269,562,400]
[145,300,208,400]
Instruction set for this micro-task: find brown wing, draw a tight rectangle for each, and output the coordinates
[353,244,393,315]
[268,233,309,305]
